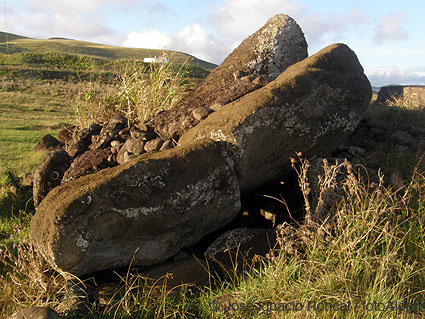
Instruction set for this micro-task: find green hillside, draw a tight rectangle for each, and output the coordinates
[0,31,30,43]
[0,32,217,70]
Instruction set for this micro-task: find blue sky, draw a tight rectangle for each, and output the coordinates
[3,0,425,86]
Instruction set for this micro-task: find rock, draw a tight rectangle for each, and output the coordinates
[368,127,384,136]
[101,115,128,137]
[7,307,63,319]
[366,119,396,131]
[347,146,365,156]
[192,107,213,121]
[143,256,212,291]
[376,85,425,108]
[160,139,174,151]
[57,125,77,144]
[72,128,93,145]
[149,14,308,138]
[62,149,112,183]
[116,138,145,164]
[33,149,71,208]
[33,134,61,151]
[29,139,241,276]
[410,126,425,137]
[144,138,164,152]
[180,43,372,192]
[116,150,131,164]
[89,134,112,150]
[206,228,276,275]
[391,130,417,146]
[210,103,223,112]
[65,140,88,158]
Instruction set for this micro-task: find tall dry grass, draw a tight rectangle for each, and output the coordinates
[74,58,188,128]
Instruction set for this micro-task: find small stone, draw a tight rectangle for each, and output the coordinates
[366,119,396,131]
[209,102,223,112]
[144,138,164,152]
[116,150,130,164]
[89,123,102,134]
[391,130,417,146]
[57,126,76,144]
[143,256,211,292]
[173,250,189,262]
[160,140,174,151]
[89,134,112,150]
[368,127,384,136]
[33,134,61,151]
[347,146,365,156]
[192,107,213,121]
[410,126,425,137]
[135,122,149,131]
[110,140,121,148]
[66,140,88,157]
[72,128,92,144]
[62,149,112,183]
[123,138,145,155]
[252,75,268,85]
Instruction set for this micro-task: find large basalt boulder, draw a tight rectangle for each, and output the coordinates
[29,139,240,276]
[149,14,308,138]
[179,43,372,192]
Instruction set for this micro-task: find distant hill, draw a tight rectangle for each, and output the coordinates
[0,31,30,43]
[0,32,217,70]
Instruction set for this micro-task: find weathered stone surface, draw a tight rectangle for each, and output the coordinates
[57,126,76,144]
[7,307,63,319]
[29,139,241,276]
[116,138,145,164]
[65,140,88,158]
[206,228,276,275]
[33,149,71,208]
[89,134,112,150]
[144,138,164,152]
[180,43,372,192]
[62,149,113,183]
[33,134,61,151]
[143,256,212,291]
[150,14,308,138]
[376,85,425,108]
[192,107,213,121]
[366,119,396,131]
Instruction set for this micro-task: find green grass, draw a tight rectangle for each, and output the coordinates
[0,79,75,174]
[0,48,424,317]
[0,31,30,43]
[0,33,217,70]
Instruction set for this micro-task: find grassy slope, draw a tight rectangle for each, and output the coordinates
[0,31,30,43]
[0,32,217,70]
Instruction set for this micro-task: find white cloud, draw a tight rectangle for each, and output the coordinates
[124,30,173,50]
[208,0,370,57]
[374,12,408,43]
[366,66,425,87]
[210,0,305,41]
[123,24,231,63]
[25,0,118,14]
[300,6,370,47]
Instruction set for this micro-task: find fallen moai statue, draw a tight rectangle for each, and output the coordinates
[29,17,371,276]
